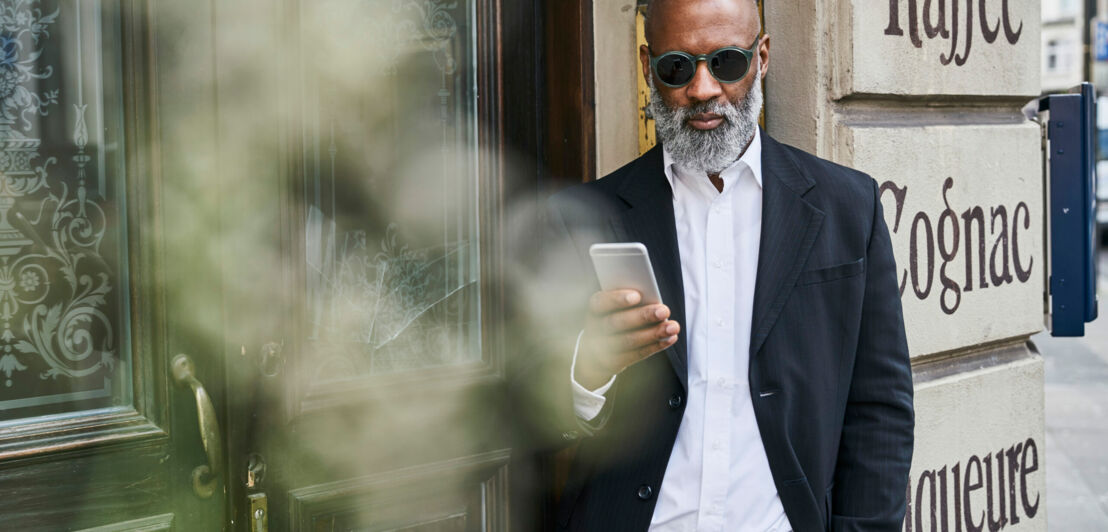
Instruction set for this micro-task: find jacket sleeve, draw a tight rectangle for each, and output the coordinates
[831,177,915,531]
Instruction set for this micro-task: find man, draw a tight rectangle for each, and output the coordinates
[536,0,914,530]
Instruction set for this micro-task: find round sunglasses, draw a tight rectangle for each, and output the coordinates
[649,35,762,88]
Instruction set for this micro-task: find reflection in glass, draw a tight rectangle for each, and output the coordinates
[304,0,480,382]
[0,0,131,422]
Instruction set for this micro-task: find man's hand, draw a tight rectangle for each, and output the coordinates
[575,289,680,391]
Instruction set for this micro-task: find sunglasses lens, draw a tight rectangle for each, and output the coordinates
[655,54,695,86]
[710,49,750,82]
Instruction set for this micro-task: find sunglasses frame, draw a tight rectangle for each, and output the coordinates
[649,35,762,88]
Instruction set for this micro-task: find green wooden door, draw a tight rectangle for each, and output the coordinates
[0,0,547,529]
[0,0,231,530]
[208,0,521,529]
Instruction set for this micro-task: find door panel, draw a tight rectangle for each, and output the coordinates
[0,443,167,526]
[76,513,175,532]
[287,450,509,531]
[0,0,228,529]
[215,0,515,530]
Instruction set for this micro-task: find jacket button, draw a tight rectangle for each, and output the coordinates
[637,484,653,500]
[668,393,683,409]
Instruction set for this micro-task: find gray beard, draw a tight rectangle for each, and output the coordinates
[649,70,763,175]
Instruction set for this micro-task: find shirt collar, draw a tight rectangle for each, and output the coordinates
[661,127,763,193]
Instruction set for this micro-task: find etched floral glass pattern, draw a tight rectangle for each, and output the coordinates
[0,0,131,422]
[303,0,480,382]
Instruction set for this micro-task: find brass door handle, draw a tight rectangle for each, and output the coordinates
[172,353,224,499]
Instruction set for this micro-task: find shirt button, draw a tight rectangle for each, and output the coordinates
[717,377,727,387]
[668,393,683,409]
[637,484,653,500]
[712,440,721,450]
[715,318,724,327]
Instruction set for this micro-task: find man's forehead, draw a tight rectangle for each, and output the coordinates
[646,0,760,48]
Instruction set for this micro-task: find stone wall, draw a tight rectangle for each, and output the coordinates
[766,1,1047,530]
[593,2,640,177]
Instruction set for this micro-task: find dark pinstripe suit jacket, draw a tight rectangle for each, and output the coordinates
[536,131,914,532]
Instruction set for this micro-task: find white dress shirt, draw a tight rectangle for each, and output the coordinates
[571,130,792,531]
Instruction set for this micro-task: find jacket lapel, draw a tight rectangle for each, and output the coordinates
[750,133,825,358]
[612,145,689,391]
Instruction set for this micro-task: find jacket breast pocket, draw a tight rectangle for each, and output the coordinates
[795,257,865,286]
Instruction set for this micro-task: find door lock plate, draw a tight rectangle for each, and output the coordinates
[248,492,268,532]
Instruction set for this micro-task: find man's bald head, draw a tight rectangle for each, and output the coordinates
[643,0,761,48]
[638,0,768,174]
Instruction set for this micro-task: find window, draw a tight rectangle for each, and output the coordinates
[0,0,132,424]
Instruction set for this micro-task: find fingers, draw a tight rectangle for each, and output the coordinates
[617,319,679,351]
[588,289,670,330]
[605,303,670,332]
[578,289,680,383]
[579,320,679,385]
[589,289,642,315]
[629,333,680,360]
[594,319,680,362]
[610,330,679,371]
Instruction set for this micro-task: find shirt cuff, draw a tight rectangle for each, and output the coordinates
[570,330,616,422]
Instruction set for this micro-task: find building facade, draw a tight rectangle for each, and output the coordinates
[1042,0,1086,92]
[0,0,1052,530]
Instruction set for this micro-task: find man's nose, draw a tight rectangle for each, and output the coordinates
[685,60,723,103]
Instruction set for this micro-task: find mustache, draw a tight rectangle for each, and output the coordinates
[670,100,737,127]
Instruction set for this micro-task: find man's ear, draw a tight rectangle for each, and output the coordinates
[757,34,770,79]
[639,43,652,84]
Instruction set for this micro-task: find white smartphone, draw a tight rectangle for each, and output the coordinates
[589,242,664,305]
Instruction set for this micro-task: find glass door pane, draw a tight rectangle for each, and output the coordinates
[0,0,131,424]
[301,0,481,384]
